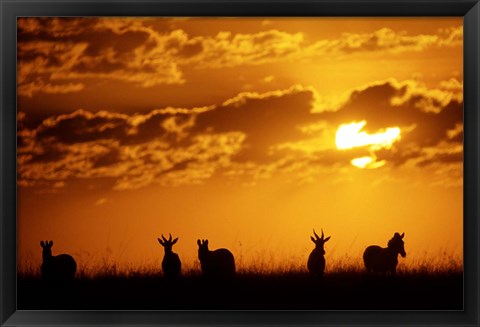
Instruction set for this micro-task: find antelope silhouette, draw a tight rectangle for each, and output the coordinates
[197,239,235,278]
[307,229,331,277]
[363,232,406,274]
[157,233,181,278]
[40,240,77,282]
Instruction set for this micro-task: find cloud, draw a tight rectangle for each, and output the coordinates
[284,78,463,168]
[17,106,244,190]
[318,28,439,55]
[18,79,462,190]
[415,143,463,167]
[437,26,463,47]
[19,82,85,98]
[17,17,97,37]
[17,18,462,96]
[18,85,317,189]
[188,30,304,68]
[17,18,185,97]
[175,27,461,68]
[190,85,320,162]
[304,26,462,59]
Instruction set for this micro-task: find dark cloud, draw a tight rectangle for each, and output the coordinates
[310,148,373,166]
[313,79,463,166]
[28,143,66,163]
[17,86,315,189]
[19,86,317,165]
[91,147,122,168]
[17,18,185,97]
[131,110,198,145]
[17,80,463,190]
[176,41,204,58]
[18,17,99,39]
[35,110,130,144]
[17,18,462,97]
[416,151,463,167]
[193,86,317,161]
[23,108,205,149]
[336,28,438,54]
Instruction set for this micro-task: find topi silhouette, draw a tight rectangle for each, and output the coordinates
[40,240,77,282]
[197,239,235,278]
[158,233,181,278]
[307,229,331,277]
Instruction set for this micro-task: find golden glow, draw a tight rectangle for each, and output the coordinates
[16,18,463,273]
[336,121,401,150]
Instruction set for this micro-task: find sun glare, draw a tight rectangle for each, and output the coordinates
[336,121,401,168]
[351,156,386,169]
[336,121,401,150]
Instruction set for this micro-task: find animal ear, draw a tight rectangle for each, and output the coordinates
[48,241,53,247]
[158,238,164,246]
[324,236,331,242]
[401,233,405,238]
[172,238,178,244]
[205,240,208,245]
[197,239,201,246]
[40,241,45,247]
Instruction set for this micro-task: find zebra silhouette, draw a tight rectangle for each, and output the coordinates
[363,232,406,274]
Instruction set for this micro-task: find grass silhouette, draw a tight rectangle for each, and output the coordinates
[18,251,462,310]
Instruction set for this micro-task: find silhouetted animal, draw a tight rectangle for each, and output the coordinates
[197,239,235,278]
[158,233,181,278]
[307,229,331,277]
[363,232,406,274]
[40,240,77,282]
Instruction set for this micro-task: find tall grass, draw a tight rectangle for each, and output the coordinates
[18,249,462,279]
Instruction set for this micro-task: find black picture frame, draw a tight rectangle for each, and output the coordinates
[1,0,479,325]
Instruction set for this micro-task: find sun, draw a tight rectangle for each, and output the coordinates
[335,121,401,168]
[350,156,386,169]
[336,121,401,150]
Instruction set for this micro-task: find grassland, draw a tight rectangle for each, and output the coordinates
[18,260,462,310]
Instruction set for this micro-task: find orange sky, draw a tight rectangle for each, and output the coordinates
[17,17,463,273]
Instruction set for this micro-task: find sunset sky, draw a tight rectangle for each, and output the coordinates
[17,17,463,272]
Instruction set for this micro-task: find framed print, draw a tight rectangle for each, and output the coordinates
[1,0,479,326]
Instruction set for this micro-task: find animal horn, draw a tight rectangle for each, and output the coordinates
[313,229,320,240]
[169,233,172,242]
[321,229,324,240]
[162,234,168,242]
